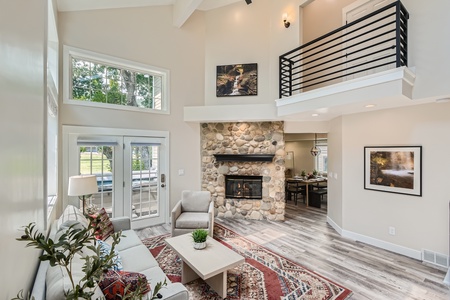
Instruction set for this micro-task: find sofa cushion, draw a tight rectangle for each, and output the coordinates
[175,212,210,229]
[57,205,89,230]
[46,253,104,300]
[181,190,211,212]
[98,270,150,300]
[106,229,143,252]
[55,219,97,257]
[119,245,159,272]
[140,266,170,292]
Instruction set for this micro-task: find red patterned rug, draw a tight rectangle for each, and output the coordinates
[142,224,352,299]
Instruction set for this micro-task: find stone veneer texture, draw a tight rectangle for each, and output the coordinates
[201,122,286,221]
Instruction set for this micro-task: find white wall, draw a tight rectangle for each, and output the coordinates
[0,0,47,298]
[58,6,206,210]
[339,102,450,255]
[327,116,344,228]
[403,0,450,100]
[204,0,303,106]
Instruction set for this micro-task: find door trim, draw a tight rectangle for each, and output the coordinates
[62,125,170,225]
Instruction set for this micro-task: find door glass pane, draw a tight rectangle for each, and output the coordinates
[131,145,159,220]
[79,145,114,216]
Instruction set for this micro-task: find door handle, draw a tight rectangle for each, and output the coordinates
[161,183,166,188]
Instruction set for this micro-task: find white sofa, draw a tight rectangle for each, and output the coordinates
[31,206,189,300]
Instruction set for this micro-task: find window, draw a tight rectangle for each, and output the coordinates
[315,144,328,174]
[63,46,169,114]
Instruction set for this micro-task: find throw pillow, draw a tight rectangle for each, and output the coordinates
[57,205,89,230]
[96,239,123,271]
[99,270,151,300]
[89,207,115,241]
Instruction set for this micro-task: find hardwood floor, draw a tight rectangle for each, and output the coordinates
[135,201,450,299]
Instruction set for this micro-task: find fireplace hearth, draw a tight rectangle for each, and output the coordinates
[225,175,263,200]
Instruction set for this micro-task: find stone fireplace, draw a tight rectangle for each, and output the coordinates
[201,122,286,221]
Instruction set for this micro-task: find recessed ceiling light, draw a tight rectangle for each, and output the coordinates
[312,113,319,117]
[365,104,376,108]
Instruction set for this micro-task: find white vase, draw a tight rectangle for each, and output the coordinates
[193,241,206,250]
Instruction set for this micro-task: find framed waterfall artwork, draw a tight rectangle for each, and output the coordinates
[364,146,422,196]
[216,63,258,97]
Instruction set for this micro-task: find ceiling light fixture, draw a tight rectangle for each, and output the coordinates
[312,113,319,117]
[365,104,376,108]
[310,133,321,157]
[245,0,252,5]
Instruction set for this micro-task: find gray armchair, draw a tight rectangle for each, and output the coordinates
[171,190,214,237]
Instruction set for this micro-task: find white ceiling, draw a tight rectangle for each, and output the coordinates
[57,0,242,27]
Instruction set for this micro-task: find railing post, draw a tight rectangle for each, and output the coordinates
[289,60,293,97]
[279,56,282,98]
[395,0,401,67]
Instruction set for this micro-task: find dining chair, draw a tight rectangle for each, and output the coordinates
[286,180,306,205]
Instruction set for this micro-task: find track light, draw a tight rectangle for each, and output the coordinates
[245,0,252,5]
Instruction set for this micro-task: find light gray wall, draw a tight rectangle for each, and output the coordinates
[58,6,206,210]
[204,0,303,105]
[0,0,47,298]
[340,102,450,254]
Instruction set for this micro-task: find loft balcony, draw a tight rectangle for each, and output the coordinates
[276,0,415,120]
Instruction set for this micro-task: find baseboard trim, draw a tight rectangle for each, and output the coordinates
[327,216,422,260]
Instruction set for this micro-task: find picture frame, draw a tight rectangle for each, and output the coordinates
[216,63,257,97]
[364,146,422,196]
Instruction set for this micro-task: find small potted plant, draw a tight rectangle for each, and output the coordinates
[312,169,318,178]
[191,229,209,250]
[300,170,307,179]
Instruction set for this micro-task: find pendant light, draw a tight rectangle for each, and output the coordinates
[310,133,321,157]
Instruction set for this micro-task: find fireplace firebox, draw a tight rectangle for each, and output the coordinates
[225,175,262,199]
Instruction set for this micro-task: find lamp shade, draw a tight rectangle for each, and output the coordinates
[68,175,98,196]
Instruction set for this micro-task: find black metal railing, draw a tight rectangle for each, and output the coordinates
[279,0,409,98]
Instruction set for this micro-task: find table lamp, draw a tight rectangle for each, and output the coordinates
[68,175,98,214]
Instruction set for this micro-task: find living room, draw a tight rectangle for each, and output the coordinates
[1,0,450,299]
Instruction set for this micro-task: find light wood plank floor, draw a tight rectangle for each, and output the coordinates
[135,202,450,300]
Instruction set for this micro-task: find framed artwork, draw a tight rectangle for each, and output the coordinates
[364,146,422,196]
[216,63,257,97]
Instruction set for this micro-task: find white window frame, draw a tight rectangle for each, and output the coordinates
[63,45,170,114]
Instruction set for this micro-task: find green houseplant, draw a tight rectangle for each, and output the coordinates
[191,229,209,250]
[14,219,166,300]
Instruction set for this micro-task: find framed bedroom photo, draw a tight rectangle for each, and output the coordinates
[364,146,422,196]
[216,63,257,97]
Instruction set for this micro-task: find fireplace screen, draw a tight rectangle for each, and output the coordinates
[225,175,263,199]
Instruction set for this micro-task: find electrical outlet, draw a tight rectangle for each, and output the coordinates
[178,169,185,176]
[389,226,396,235]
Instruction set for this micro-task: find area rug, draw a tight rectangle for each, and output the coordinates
[142,224,352,300]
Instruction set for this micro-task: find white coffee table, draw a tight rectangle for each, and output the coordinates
[165,233,245,298]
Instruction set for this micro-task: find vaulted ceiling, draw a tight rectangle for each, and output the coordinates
[57,0,241,27]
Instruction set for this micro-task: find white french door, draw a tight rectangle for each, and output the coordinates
[64,126,169,229]
[123,137,166,229]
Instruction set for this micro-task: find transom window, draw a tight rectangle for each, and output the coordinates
[63,46,169,113]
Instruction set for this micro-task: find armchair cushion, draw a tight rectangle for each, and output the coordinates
[175,212,210,229]
[181,190,211,212]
